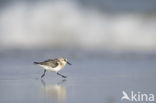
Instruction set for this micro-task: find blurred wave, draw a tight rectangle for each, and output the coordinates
[0,0,156,51]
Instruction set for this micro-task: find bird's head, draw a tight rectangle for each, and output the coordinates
[59,57,72,65]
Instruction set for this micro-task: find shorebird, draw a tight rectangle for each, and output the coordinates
[34,57,71,78]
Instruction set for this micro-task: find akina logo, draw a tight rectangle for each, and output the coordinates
[121,91,154,102]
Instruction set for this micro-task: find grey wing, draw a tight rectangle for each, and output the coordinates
[40,59,59,68]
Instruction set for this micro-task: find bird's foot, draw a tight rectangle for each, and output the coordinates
[41,74,45,78]
[62,75,67,78]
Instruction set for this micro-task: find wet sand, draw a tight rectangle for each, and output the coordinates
[0,50,156,103]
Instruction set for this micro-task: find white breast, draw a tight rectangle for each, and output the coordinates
[39,65,62,72]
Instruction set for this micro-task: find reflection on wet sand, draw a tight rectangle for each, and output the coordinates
[41,79,67,102]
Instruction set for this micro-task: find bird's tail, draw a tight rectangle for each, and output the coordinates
[33,62,40,64]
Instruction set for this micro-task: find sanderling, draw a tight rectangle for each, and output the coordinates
[34,57,71,78]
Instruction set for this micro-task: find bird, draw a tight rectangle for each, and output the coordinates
[121,91,130,101]
[34,57,71,78]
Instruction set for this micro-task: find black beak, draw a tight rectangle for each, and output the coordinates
[67,61,72,65]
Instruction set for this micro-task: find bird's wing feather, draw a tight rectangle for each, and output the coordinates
[39,59,59,68]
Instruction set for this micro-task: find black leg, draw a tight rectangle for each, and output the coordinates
[57,72,67,78]
[41,70,46,78]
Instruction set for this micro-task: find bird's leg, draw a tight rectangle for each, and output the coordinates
[41,70,46,78]
[57,72,67,78]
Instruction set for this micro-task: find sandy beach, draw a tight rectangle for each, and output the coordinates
[0,50,155,103]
